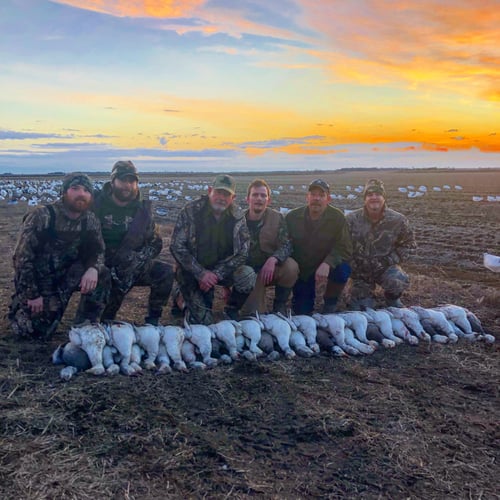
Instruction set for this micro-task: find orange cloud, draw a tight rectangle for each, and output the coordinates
[54,0,203,18]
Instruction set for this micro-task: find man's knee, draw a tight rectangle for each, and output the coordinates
[381,265,409,295]
[330,261,351,284]
[150,261,174,294]
[275,258,299,288]
[232,265,257,294]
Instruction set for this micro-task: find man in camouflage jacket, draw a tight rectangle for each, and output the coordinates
[8,173,110,339]
[346,178,417,308]
[83,161,174,325]
[238,179,298,316]
[170,174,253,325]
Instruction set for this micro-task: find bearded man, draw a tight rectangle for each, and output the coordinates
[86,160,173,325]
[170,174,253,324]
[346,178,416,309]
[9,173,110,339]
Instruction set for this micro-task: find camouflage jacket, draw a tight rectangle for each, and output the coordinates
[245,207,292,268]
[13,200,105,300]
[170,195,250,281]
[285,205,352,280]
[93,183,162,275]
[346,207,416,277]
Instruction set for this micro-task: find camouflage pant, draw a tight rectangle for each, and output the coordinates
[99,259,174,323]
[350,264,410,301]
[176,265,255,325]
[9,262,110,339]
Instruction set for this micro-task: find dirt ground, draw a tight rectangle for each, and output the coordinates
[0,169,499,499]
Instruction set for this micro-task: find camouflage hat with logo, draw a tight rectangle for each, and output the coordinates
[111,160,139,182]
[213,174,236,195]
[363,178,386,198]
[61,172,93,195]
[308,178,330,194]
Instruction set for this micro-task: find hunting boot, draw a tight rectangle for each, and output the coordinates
[385,293,404,308]
[322,281,346,313]
[224,289,249,320]
[349,297,376,311]
[272,286,292,315]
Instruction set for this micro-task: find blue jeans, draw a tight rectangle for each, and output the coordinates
[292,262,351,315]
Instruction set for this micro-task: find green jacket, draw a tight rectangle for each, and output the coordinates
[286,204,352,280]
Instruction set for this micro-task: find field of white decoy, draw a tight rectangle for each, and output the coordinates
[0,169,499,499]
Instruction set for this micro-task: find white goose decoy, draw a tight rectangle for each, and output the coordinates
[483,253,500,273]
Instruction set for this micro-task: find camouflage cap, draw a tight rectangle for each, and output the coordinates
[61,172,93,194]
[111,160,139,182]
[213,174,236,195]
[363,178,386,198]
[308,178,330,194]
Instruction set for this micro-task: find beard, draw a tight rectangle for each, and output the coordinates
[64,196,91,214]
[112,185,138,203]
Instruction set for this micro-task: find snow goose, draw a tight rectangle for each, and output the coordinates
[208,320,240,361]
[312,313,360,355]
[362,309,403,345]
[385,307,431,342]
[183,318,218,367]
[236,318,264,358]
[104,321,139,375]
[158,325,187,372]
[68,322,107,375]
[134,324,161,370]
[258,313,296,359]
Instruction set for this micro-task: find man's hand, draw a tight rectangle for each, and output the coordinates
[260,257,277,285]
[27,296,44,314]
[80,267,98,294]
[198,270,219,292]
[315,262,330,283]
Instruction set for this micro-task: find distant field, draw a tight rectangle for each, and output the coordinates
[0,168,499,499]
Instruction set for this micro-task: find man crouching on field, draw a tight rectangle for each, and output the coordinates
[8,173,110,339]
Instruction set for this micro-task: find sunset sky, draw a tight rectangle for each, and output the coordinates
[1,0,499,173]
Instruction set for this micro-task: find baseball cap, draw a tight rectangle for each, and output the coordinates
[363,178,386,197]
[308,179,330,194]
[111,160,139,182]
[61,172,93,194]
[213,174,236,195]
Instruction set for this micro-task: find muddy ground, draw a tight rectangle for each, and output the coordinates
[0,169,499,499]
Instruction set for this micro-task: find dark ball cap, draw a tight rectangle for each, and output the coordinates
[363,178,386,198]
[61,172,93,195]
[213,174,236,195]
[111,160,139,182]
[308,178,330,194]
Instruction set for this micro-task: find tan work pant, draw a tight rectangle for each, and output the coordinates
[240,257,299,316]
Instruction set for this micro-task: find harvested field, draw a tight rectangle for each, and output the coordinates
[1,169,499,499]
